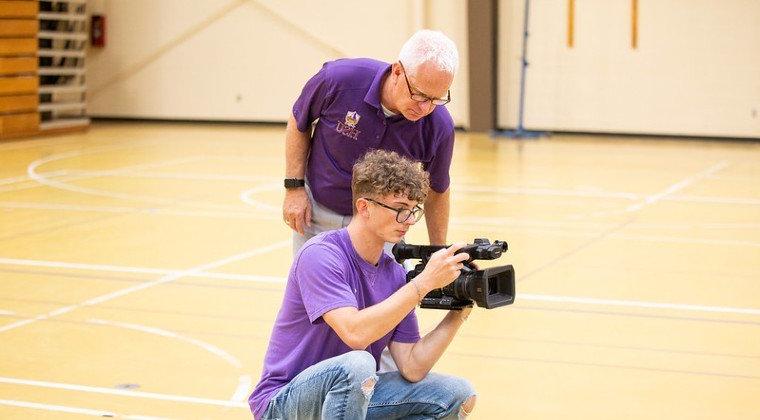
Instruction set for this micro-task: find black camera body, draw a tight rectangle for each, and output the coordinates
[392,239,516,310]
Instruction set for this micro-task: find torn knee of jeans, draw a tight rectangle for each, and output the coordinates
[360,376,377,399]
[458,395,477,419]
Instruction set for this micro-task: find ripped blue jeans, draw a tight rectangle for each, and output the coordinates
[260,350,476,420]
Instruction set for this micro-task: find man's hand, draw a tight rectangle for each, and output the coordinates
[283,188,312,235]
[414,244,470,292]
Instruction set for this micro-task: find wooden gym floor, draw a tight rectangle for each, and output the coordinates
[0,121,758,419]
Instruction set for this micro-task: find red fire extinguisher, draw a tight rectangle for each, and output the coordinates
[91,15,106,47]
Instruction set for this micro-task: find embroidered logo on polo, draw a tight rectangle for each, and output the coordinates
[336,111,361,140]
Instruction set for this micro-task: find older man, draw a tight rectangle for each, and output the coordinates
[282,29,459,254]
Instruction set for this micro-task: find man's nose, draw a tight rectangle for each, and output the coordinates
[417,100,434,113]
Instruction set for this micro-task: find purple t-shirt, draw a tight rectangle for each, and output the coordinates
[293,57,455,216]
[248,228,421,418]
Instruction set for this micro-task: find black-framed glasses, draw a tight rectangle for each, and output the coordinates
[364,198,425,223]
[398,61,451,106]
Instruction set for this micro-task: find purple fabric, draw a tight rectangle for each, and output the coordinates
[249,228,420,418]
[292,58,455,216]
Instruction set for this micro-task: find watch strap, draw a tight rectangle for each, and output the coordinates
[284,178,306,189]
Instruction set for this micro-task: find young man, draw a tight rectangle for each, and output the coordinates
[251,150,476,419]
[282,30,459,255]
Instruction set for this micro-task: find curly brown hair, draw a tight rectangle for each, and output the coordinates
[351,150,430,212]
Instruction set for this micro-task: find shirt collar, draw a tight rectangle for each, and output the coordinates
[364,63,392,110]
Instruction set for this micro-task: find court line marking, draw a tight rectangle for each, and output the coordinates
[460,330,760,360]
[0,201,277,220]
[456,185,640,200]
[449,352,760,381]
[0,256,757,318]
[0,377,247,409]
[0,170,69,187]
[0,399,117,417]
[60,169,276,183]
[0,257,286,283]
[518,293,760,316]
[20,147,269,212]
[240,183,282,212]
[0,310,14,316]
[88,318,243,368]
[452,222,760,248]
[625,161,730,212]
[232,375,253,402]
[27,152,227,206]
[570,160,733,219]
[4,199,758,234]
[0,240,290,334]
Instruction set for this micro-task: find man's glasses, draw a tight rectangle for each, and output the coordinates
[364,198,424,223]
[398,61,451,106]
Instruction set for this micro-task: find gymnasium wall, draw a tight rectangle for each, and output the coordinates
[498,0,760,138]
[86,0,470,126]
[86,1,759,138]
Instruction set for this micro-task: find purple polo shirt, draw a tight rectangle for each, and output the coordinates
[248,228,421,418]
[293,58,455,216]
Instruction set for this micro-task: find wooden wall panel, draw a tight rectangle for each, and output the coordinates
[0,1,37,18]
[0,57,37,74]
[0,38,36,55]
[0,76,37,94]
[0,94,38,113]
[0,112,39,136]
[0,19,38,36]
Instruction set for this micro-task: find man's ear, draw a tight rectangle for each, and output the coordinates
[391,62,402,76]
[355,198,370,218]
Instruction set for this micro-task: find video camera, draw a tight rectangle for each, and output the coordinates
[392,239,516,310]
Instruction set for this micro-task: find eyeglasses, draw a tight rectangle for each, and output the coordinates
[398,61,451,106]
[364,198,425,224]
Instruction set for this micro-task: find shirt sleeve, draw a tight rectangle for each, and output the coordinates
[390,308,421,344]
[425,114,455,193]
[292,64,334,133]
[295,243,357,324]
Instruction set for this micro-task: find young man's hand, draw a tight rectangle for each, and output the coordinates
[414,244,470,293]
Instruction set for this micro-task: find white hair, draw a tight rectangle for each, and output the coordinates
[398,30,459,77]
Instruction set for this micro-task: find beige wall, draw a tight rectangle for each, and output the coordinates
[498,0,760,138]
[87,1,760,138]
[87,0,470,126]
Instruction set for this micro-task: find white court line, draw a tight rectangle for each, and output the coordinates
[626,161,730,212]
[0,170,69,187]
[0,309,15,316]
[455,185,640,200]
[24,152,267,212]
[669,194,760,206]
[240,183,282,212]
[231,375,253,402]
[519,293,760,316]
[27,152,220,206]
[0,377,247,409]
[62,169,276,183]
[0,399,116,417]
[453,222,760,248]
[0,201,278,220]
[0,256,287,283]
[625,161,730,213]
[2,254,757,318]
[88,318,243,368]
[0,240,290,334]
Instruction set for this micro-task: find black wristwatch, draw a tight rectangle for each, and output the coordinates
[284,178,306,189]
